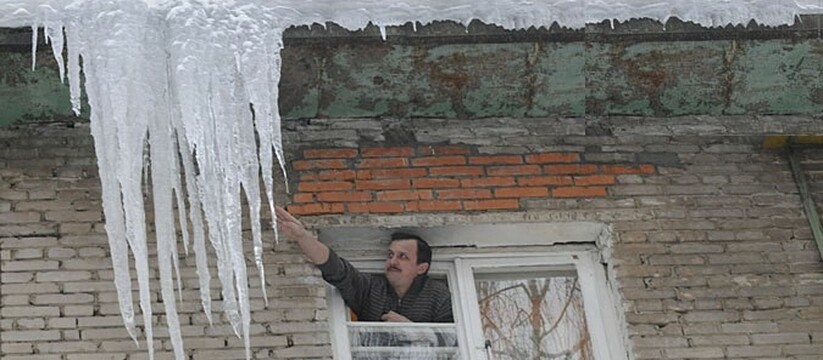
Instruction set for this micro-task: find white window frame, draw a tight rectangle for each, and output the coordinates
[328,250,628,360]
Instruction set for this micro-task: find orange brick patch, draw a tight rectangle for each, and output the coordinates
[293,159,348,170]
[552,186,608,198]
[361,147,415,157]
[412,156,466,167]
[290,146,657,215]
[525,153,580,163]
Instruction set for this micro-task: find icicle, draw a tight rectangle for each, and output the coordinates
[178,136,213,324]
[30,24,37,71]
[81,15,143,351]
[44,23,65,82]
[148,103,186,360]
[65,23,82,116]
[379,24,387,40]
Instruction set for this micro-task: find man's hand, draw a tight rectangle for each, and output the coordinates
[275,206,311,241]
[275,206,329,265]
[381,311,412,323]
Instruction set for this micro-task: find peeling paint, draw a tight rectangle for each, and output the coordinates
[1,25,822,126]
[0,51,87,124]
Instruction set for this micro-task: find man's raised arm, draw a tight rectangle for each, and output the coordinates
[275,206,329,265]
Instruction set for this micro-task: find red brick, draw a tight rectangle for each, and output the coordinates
[517,176,574,186]
[601,164,656,175]
[545,164,598,175]
[286,203,344,215]
[300,170,356,181]
[316,191,373,202]
[376,190,433,201]
[362,147,415,157]
[363,202,406,213]
[292,193,314,203]
[407,200,462,212]
[487,165,542,176]
[347,203,369,213]
[357,158,409,169]
[463,199,519,211]
[293,159,348,170]
[494,187,549,198]
[468,155,523,165]
[461,177,516,187]
[412,156,466,167]
[418,145,472,156]
[574,175,616,186]
[357,168,427,180]
[429,166,484,176]
[552,186,607,198]
[525,153,580,163]
[298,181,353,192]
[303,148,358,159]
[437,189,492,200]
[413,178,461,189]
[355,179,410,190]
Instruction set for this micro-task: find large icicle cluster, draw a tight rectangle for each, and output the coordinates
[0,1,820,360]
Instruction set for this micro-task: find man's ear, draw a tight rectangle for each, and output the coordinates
[416,262,429,275]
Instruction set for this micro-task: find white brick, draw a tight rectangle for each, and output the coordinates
[65,354,127,360]
[16,319,46,330]
[36,341,98,353]
[47,318,78,329]
[665,347,724,359]
[3,330,61,342]
[46,247,77,258]
[32,294,95,305]
[3,260,59,271]
[0,342,34,354]
[1,306,60,318]
[13,248,43,259]
[1,272,35,283]
[1,355,62,360]
[2,283,60,294]
[752,333,810,345]
[0,237,59,248]
[35,271,93,282]
[2,295,31,305]
[63,305,95,316]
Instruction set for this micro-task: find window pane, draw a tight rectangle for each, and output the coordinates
[348,323,460,360]
[476,274,594,360]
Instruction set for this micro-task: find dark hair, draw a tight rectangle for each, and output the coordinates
[390,232,432,271]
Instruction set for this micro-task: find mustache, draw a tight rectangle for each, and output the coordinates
[387,265,401,271]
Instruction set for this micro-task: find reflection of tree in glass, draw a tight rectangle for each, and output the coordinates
[477,276,593,360]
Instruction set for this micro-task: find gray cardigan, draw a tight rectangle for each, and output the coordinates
[318,249,454,323]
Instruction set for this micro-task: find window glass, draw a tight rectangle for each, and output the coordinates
[348,323,460,360]
[475,272,594,360]
[342,270,460,359]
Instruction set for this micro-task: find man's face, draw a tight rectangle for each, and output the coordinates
[384,239,429,292]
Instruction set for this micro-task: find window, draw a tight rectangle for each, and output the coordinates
[328,250,628,360]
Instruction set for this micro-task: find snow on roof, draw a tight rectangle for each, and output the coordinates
[1,0,822,30]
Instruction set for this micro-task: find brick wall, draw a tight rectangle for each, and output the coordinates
[282,117,823,359]
[3,116,823,359]
[288,145,656,215]
[1,124,331,360]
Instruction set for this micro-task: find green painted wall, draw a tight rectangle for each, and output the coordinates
[0,50,85,124]
[1,23,822,126]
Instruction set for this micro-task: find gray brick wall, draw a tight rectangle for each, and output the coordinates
[3,116,823,359]
[1,124,332,359]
